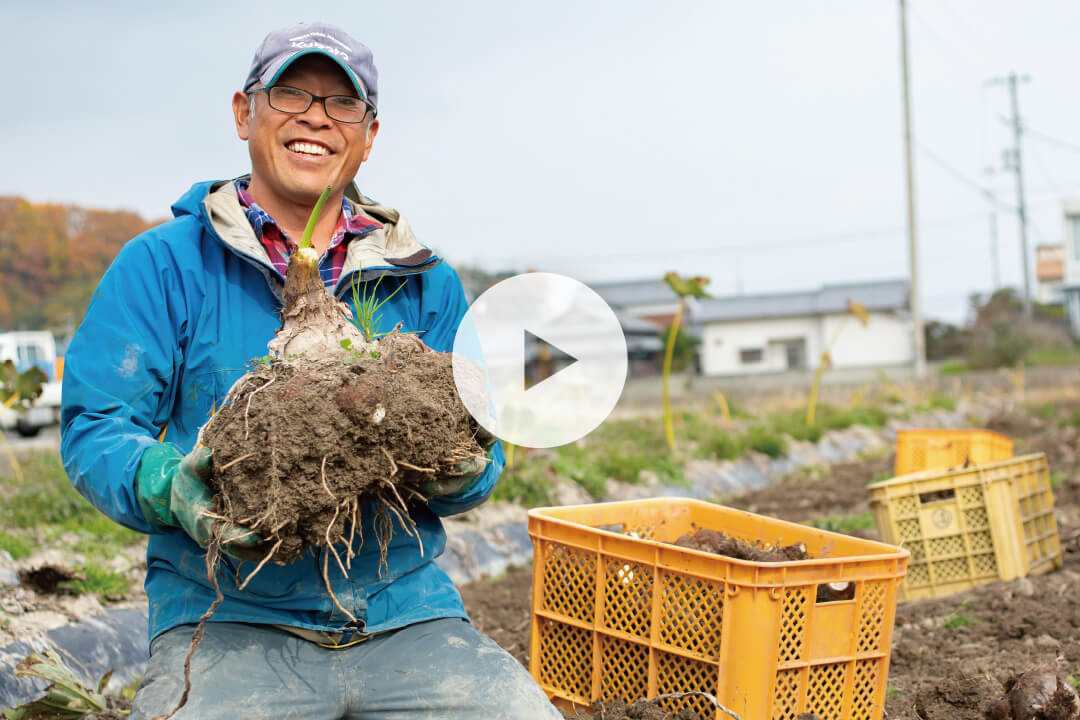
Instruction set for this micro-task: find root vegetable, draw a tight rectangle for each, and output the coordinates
[986,667,1080,720]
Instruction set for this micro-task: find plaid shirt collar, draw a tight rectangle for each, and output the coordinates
[235,179,383,284]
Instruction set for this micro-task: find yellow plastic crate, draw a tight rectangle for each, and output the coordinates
[894,428,1013,476]
[528,498,909,720]
[869,453,1061,602]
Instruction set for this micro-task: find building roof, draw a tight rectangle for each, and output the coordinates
[615,309,664,336]
[693,279,909,324]
[588,279,678,308]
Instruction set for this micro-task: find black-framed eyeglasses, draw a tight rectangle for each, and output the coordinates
[247,85,376,123]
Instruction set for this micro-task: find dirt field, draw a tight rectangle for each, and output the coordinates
[460,412,1080,720]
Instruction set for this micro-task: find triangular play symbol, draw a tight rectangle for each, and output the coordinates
[524,329,578,391]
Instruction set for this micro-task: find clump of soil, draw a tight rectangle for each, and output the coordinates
[201,330,480,565]
[17,564,80,595]
[986,668,1080,719]
[673,528,809,562]
[195,237,487,575]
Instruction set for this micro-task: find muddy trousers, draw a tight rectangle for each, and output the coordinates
[129,618,562,719]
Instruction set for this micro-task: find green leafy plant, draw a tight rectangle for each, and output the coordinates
[809,511,876,534]
[0,531,32,560]
[746,426,786,458]
[349,271,408,342]
[943,612,976,629]
[3,649,113,719]
[660,272,711,451]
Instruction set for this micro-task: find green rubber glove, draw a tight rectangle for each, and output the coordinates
[422,427,497,498]
[135,444,266,562]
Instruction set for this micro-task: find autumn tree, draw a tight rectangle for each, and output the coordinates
[0,197,153,332]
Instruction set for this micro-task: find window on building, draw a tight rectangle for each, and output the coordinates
[16,344,42,371]
[739,348,763,364]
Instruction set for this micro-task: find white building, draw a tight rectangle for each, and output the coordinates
[1062,199,1080,337]
[693,280,913,377]
[1036,244,1066,306]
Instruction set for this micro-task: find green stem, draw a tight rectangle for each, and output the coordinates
[299,186,333,250]
[662,301,684,452]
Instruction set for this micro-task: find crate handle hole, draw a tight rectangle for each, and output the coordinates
[918,488,956,504]
[815,582,855,603]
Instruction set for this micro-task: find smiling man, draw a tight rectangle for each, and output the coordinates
[60,23,560,720]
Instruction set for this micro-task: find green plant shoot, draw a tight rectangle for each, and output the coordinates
[299,185,333,250]
[349,271,409,341]
[660,272,711,452]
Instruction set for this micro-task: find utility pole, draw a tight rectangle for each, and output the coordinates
[899,0,926,378]
[987,72,1033,317]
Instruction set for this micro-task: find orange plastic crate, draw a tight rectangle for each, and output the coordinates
[528,498,909,720]
[894,428,1012,476]
[870,453,1061,601]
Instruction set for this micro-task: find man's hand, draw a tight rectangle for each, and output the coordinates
[135,444,267,562]
[422,426,497,498]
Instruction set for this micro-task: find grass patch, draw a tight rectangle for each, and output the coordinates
[0,530,32,560]
[1027,346,1080,367]
[495,417,686,506]
[943,612,977,629]
[492,460,556,507]
[0,451,143,552]
[1051,470,1066,489]
[746,426,787,458]
[584,417,685,486]
[868,470,893,485]
[809,511,876,534]
[917,393,956,412]
[1031,402,1058,421]
[58,561,130,602]
[938,361,969,375]
[694,428,745,461]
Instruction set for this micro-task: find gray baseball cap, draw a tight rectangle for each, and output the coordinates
[244,23,379,109]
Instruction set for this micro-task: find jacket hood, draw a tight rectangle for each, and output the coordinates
[171,178,440,296]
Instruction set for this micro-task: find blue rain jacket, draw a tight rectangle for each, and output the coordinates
[60,178,503,645]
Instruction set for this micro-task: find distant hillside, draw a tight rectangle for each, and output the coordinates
[0,197,155,333]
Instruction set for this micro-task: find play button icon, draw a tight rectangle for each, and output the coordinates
[452,272,628,448]
[523,329,577,391]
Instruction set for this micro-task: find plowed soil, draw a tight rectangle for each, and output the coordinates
[460,416,1080,720]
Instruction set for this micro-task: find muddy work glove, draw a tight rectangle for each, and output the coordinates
[422,427,497,498]
[135,444,265,561]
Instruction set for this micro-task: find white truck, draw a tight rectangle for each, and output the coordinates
[0,331,63,437]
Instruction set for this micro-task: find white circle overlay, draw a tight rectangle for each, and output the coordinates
[452,272,629,449]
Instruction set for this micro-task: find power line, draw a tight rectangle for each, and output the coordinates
[906,4,985,78]
[932,0,1002,68]
[915,141,1012,209]
[1025,126,1080,155]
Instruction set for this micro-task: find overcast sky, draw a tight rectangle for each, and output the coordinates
[4,1,1080,324]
